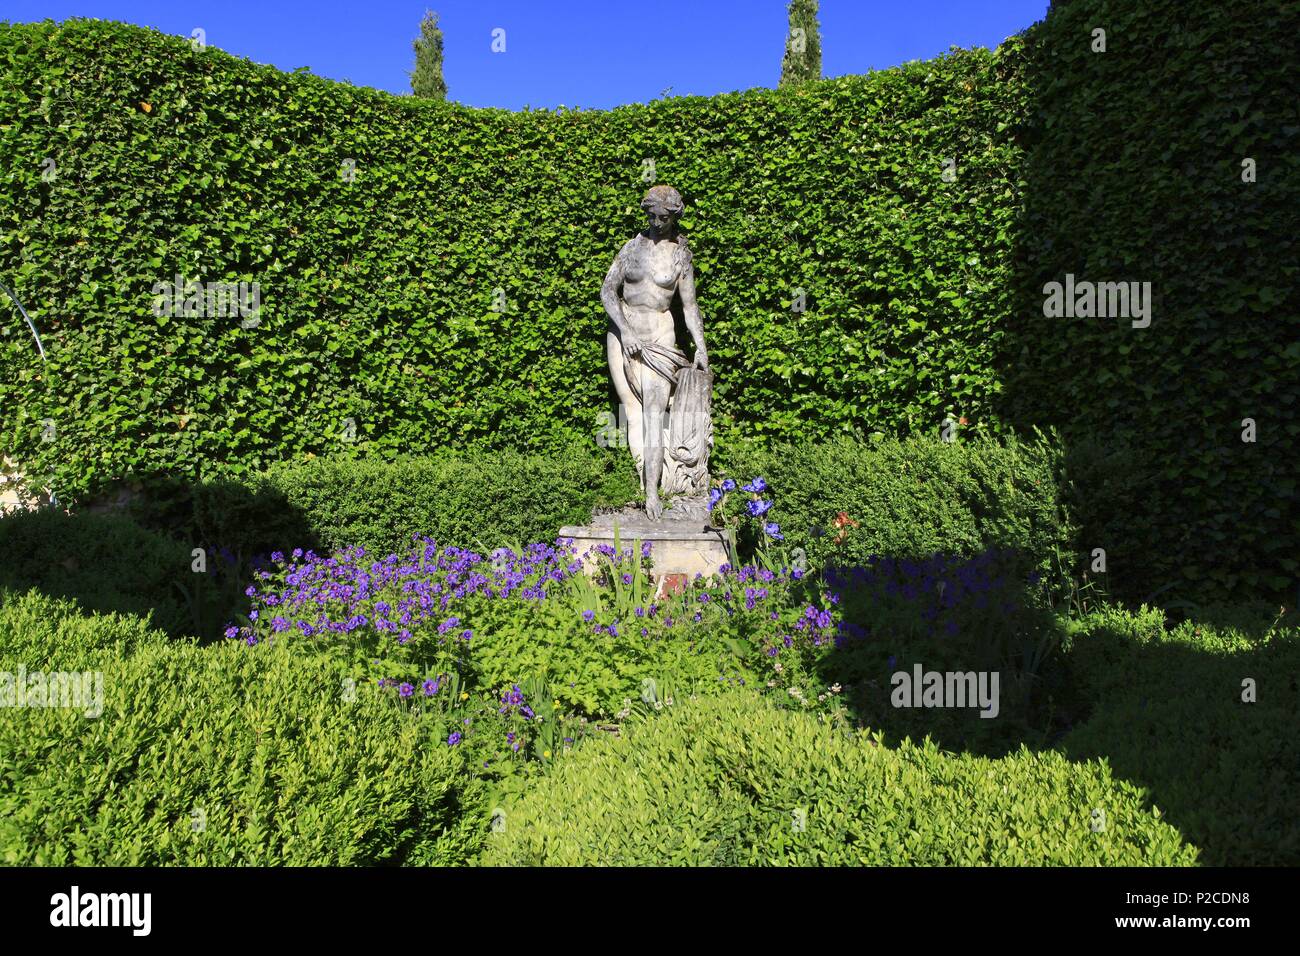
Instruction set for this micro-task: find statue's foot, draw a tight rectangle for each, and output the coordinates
[645,492,663,521]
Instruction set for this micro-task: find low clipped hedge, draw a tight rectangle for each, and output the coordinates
[726,432,1073,580]
[0,590,487,865]
[116,444,640,562]
[1060,604,1300,866]
[127,435,1066,574]
[251,445,639,557]
[482,691,1196,866]
[0,509,194,635]
[0,435,1066,645]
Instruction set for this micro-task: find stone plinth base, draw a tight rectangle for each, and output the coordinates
[559,500,729,589]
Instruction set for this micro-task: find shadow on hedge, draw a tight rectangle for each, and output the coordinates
[1056,616,1299,866]
[0,476,323,642]
[993,0,1298,608]
[813,575,1299,865]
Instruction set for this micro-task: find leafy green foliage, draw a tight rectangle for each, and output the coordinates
[482,690,1197,866]
[1060,603,1300,866]
[0,19,1023,502]
[999,0,1300,602]
[3,5,1287,603]
[0,590,487,865]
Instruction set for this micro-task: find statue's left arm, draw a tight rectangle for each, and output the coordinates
[677,252,709,371]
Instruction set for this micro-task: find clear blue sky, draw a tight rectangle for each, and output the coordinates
[1,0,1051,110]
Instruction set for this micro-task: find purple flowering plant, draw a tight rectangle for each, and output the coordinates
[708,475,793,574]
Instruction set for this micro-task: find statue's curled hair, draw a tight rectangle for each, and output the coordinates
[640,185,685,217]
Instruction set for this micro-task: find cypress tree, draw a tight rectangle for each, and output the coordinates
[410,10,447,100]
[779,0,822,88]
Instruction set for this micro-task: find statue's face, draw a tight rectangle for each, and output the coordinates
[646,205,675,238]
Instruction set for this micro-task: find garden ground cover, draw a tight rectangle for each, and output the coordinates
[1,451,1294,865]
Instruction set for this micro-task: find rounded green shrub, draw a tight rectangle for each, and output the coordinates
[0,590,487,865]
[482,691,1198,866]
[0,509,193,635]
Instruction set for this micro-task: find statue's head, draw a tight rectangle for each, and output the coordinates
[641,185,684,239]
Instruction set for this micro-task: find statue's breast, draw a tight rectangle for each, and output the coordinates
[631,242,680,289]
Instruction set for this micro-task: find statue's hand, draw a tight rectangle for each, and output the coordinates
[694,348,709,371]
[622,333,644,358]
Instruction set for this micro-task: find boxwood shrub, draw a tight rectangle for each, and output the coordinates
[0,590,488,865]
[1059,604,1300,866]
[249,445,639,557]
[482,690,1197,866]
[725,432,1074,581]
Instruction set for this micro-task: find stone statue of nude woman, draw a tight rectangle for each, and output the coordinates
[601,185,713,521]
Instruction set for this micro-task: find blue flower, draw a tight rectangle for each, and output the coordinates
[721,479,736,492]
[763,521,783,540]
[746,498,774,518]
[582,609,594,622]
[447,732,462,746]
[741,477,767,493]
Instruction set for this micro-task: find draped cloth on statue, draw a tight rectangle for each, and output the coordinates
[621,342,714,498]
[662,366,714,497]
[623,342,691,403]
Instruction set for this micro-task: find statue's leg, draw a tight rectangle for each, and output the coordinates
[642,373,672,520]
[606,329,644,483]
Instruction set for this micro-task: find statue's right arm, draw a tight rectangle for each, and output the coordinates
[602,243,643,357]
[601,247,628,337]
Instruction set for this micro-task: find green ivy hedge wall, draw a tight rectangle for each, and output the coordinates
[1002,0,1299,600]
[0,18,1025,489]
[0,0,1295,604]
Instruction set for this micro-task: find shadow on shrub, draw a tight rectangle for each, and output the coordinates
[1058,605,1300,866]
[0,476,322,641]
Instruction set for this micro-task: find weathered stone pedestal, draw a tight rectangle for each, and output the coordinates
[559,498,729,592]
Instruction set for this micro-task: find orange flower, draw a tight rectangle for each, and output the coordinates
[833,511,859,530]
[139,101,152,113]
[958,415,969,426]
